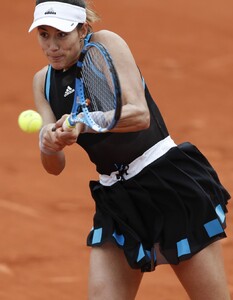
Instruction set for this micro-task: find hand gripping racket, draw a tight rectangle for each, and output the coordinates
[64,42,122,133]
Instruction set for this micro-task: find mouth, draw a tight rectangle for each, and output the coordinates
[48,55,64,63]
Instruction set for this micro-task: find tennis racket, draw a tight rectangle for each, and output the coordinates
[64,42,122,133]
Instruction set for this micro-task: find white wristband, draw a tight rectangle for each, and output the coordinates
[81,111,109,133]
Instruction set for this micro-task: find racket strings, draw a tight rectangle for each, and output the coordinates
[82,48,117,127]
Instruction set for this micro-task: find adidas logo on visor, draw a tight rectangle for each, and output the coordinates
[44,8,56,15]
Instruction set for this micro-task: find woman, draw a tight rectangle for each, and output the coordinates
[29,0,231,299]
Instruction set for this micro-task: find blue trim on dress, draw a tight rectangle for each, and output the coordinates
[92,228,103,244]
[204,219,224,238]
[141,76,145,89]
[137,244,145,262]
[177,238,191,257]
[45,65,52,102]
[112,231,125,246]
[215,204,225,223]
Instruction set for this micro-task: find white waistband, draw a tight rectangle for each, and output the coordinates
[99,136,177,186]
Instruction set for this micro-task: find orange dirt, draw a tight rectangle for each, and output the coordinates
[1,1,232,299]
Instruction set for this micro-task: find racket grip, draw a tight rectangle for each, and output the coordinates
[51,116,76,132]
[63,116,76,131]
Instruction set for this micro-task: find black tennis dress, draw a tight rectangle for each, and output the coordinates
[44,34,230,272]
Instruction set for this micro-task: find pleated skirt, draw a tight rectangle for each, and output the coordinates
[87,142,230,272]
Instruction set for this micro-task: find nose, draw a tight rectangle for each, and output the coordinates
[48,37,60,51]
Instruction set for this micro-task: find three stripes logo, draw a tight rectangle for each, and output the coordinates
[44,8,56,15]
[64,86,75,98]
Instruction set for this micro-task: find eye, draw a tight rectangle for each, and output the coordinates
[57,31,68,39]
[38,31,48,39]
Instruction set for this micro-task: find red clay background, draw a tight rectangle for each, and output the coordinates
[0,1,233,299]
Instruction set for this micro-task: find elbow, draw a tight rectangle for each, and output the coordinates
[41,155,66,176]
[142,110,151,129]
[46,168,64,176]
[137,107,150,130]
[45,162,65,175]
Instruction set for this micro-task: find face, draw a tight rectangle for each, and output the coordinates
[37,25,86,70]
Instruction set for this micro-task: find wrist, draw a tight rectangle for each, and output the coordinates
[39,143,62,156]
[39,125,62,156]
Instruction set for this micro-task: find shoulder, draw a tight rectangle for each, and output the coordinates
[33,66,49,95]
[92,29,121,38]
[92,30,128,48]
[33,66,49,87]
[90,30,133,64]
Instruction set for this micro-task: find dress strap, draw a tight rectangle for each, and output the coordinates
[45,64,52,102]
[84,33,93,45]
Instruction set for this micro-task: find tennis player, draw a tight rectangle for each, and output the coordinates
[29,0,231,299]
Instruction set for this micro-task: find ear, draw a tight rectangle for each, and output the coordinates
[79,22,89,38]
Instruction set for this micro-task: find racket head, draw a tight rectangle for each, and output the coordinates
[75,42,122,132]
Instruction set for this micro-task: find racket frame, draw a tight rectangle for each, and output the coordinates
[67,42,122,133]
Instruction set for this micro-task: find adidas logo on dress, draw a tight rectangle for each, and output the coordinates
[64,86,75,97]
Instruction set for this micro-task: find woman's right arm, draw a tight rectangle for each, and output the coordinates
[33,67,66,175]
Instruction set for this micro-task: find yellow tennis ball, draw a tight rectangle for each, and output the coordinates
[18,110,43,133]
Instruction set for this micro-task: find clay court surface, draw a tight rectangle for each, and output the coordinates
[1,0,233,299]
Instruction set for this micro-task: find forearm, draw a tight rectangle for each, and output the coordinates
[110,103,150,133]
[39,124,66,175]
[79,102,150,134]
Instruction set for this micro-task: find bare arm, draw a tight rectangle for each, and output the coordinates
[91,30,150,132]
[33,67,82,175]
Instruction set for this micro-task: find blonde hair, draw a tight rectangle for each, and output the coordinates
[85,2,100,32]
[87,8,100,23]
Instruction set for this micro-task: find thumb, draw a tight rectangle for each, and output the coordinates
[52,115,69,132]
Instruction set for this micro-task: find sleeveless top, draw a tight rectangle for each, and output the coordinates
[44,34,169,175]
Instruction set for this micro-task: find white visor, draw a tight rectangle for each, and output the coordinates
[29,1,86,32]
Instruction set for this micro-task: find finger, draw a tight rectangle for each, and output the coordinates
[52,115,69,131]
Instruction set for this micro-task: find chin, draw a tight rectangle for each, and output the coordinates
[51,63,64,70]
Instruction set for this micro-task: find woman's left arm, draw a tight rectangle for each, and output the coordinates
[92,30,150,132]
